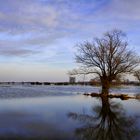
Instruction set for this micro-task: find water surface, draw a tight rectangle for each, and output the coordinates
[0,85,139,140]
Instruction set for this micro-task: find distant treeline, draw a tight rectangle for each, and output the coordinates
[0,81,139,86]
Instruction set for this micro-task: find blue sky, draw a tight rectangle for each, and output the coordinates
[0,0,140,82]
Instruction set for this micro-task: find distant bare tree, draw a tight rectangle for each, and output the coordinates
[134,70,140,83]
[72,30,140,94]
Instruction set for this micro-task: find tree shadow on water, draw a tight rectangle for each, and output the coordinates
[68,95,140,140]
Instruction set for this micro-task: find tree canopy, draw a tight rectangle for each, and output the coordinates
[71,30,140,94]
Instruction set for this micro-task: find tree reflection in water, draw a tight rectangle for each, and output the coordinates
[68,96,140,140]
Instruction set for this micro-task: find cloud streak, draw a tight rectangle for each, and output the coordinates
[0,48,36,57]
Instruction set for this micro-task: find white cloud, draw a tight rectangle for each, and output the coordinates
[0,1,59,34]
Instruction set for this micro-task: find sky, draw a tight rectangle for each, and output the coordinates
[0,0,140,82]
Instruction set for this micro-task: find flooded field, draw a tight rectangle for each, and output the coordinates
[0,85,139,140]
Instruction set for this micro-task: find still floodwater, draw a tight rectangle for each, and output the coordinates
[0,85,139,140]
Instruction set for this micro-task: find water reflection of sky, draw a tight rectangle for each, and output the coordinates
[0,95,93,139]
[0,86,139,139]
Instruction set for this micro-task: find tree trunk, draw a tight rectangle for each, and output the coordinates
[101,77,110,95]
[101,85,109,95]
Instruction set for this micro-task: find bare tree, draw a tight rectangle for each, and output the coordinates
[73,30,139,94]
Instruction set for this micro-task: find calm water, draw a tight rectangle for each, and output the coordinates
[0,85,139,140]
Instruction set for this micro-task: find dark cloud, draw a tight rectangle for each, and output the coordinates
[0,49,38,57]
